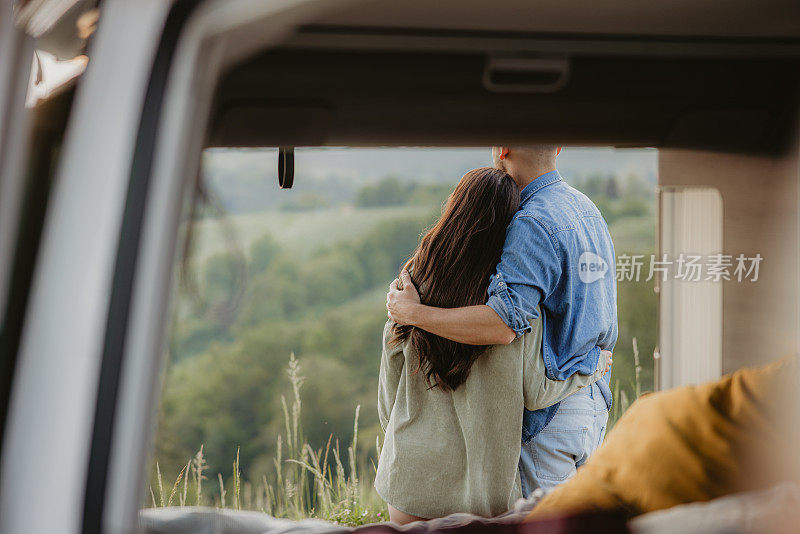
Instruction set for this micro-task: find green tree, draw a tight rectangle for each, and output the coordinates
[250,234,282,275]
[354,176,410,207]
[202,252,247,326]
[605,176,620,199]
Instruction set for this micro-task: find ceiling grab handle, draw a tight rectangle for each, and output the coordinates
[278,146,294,189]
[483,56,570,94]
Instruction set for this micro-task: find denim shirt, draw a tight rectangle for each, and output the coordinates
[486,170,618,440]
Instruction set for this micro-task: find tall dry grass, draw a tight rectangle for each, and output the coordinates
[150,340,646,524]
[611,337,645,425]
[148,354,387,526]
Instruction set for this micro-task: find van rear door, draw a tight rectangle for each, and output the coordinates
[0,0,34,461]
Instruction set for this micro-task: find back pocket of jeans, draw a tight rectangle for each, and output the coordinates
[531,427,588,482]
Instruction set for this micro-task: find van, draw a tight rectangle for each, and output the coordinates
[1,1,798,533]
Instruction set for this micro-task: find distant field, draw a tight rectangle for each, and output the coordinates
[188,204,654,267]
[189,204,437,262]
[608,215,656,253]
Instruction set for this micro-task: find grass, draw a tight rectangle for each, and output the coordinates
[150,340,647,525]
[610,337,645,427]
[148,354,387,526]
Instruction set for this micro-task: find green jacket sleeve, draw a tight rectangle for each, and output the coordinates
[378,320,405,431]
[522,317,605,411]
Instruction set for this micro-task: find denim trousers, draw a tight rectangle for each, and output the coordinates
[519,382,609,496]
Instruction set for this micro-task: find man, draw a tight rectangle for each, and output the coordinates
[386,145,617,495]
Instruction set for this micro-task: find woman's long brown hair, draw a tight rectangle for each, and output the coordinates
[392,167,519,391]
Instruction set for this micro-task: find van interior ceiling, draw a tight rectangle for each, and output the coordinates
[208,24,800,153]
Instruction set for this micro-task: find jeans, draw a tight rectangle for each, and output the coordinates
[519,382,609,495]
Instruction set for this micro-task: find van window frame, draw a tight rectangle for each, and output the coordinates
[81,1,204,532]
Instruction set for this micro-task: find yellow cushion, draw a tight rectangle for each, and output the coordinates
[527,356,799,520]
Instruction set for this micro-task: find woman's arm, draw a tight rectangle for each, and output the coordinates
[524,347,611,411]
[378,320,405,430]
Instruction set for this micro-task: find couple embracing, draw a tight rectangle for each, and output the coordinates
[376,146,617,524]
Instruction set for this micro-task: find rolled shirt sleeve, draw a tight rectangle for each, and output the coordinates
[486,215,562,337]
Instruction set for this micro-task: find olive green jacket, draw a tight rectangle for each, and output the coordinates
[374,312,605,519]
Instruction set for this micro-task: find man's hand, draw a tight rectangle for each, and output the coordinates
[601,350,613,377]
[386,270,421,325]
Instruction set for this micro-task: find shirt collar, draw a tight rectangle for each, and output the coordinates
[519,170,562,204]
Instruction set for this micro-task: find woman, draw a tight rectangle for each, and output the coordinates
[375,167,611,523]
